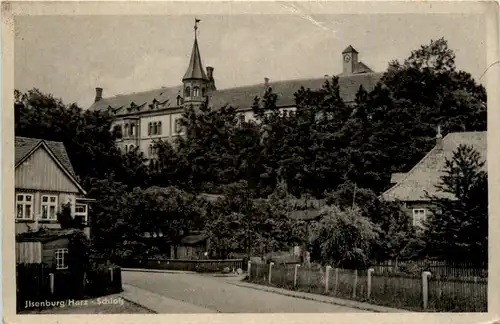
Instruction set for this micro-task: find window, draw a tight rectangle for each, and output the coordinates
[193,87,200,97]
[41,195,58,220]
[74,204,88,225]
[16,194,33,220]
[184,87,191,97]
[202,87,206,96]
[176,96,183,106]
[153,122,158,135]
[55,248,68,270]
[239,114,245,125]
[158,121,162,135]
[124,124,129,137]
[148,122,152,136]
[175,119,183,134]
[412,208,426,226]
[130,124,136,136]
[149,143,154,157]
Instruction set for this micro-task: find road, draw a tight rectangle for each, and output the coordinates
[122,271,370,313]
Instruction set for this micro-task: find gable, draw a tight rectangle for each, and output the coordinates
[16,145,81,193]
[380,131,487,202]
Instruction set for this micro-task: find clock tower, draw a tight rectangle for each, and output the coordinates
[342,45,359,75]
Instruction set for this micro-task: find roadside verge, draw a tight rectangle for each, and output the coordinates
[224,279,411,313]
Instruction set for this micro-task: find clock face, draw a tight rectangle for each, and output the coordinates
[344,54,351,62]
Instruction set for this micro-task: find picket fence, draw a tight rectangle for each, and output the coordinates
[247,262,487,312]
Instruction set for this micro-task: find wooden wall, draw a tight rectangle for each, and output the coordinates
[16,146,80,193]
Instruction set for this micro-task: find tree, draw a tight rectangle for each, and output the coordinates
[127,186,204,258]
[57,202,84,229]
[205,180,300,258]
[424,144,488,266]
[362,38,486,193]
[308,206,379,269]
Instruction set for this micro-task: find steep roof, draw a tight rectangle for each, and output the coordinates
[183,37,208,81]
[342,45,358,54]
[15,136,86,195]
[380,131,487,202]
[88,72,383,115]
[15,136,77,178]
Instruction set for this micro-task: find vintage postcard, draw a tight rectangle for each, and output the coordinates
[2,1,499,323]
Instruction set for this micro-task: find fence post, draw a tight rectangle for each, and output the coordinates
[294,264,300,287]
[248,261,252,279]
[268,262,274,284]
[49,273,55,295]
[352,269,358,298]
[325,265,331,293]
[334,268,339,295]
[109,267,114,283]
[422,271,431,310]
[367,268,374,299]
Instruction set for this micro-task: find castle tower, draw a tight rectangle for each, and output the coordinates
[182,18,209,107]
[342,45,359,75]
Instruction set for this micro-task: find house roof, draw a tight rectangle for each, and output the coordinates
[380,131,487,202]
[15,137,77,178]
[16,228,81,243]
[183,36,209,81]
[88,72,383,116]
[342,45,359,54]
[15,136,86,195]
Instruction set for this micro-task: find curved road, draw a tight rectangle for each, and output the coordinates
[122,271,369,313]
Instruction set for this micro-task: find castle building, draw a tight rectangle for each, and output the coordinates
[88,20,383,160]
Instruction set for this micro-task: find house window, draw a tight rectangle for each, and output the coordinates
[158,121,162,135]
[74,204,88,225]
[41,195,58,220]
[412,208,426,226]
[202,88,206,96]
[153,122,158,135]
[148,122,152,136]
[124,124,129,137]
[185,87,191,97]
[55,248,68,270]
[16,194,33,220]
[175,119,183,134]
[130,124,136,136]
[193,87,200,97]
[176,96,183,106]
[148,143,153,157]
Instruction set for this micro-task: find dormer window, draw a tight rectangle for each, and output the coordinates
[193,87,200,97]
[176,95,183,106]
[184,87,191,97]
[152,99,158,109]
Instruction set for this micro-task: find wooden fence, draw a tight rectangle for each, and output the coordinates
[90,257,245,273]
[247,262,487,312]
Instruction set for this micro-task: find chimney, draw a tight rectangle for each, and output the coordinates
[206,66,216,91]
[436,125,443,150]
[95,87,103,102]
[207,66,214,80]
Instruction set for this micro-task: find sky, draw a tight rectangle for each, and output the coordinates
[14,11,486,109]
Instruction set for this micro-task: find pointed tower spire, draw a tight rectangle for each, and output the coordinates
[183,18,208,81]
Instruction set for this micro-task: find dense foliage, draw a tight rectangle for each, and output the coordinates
[14,38,487,265]
[425,145,488,266]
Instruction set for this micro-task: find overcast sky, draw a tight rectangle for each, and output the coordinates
[14,11,486,109]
